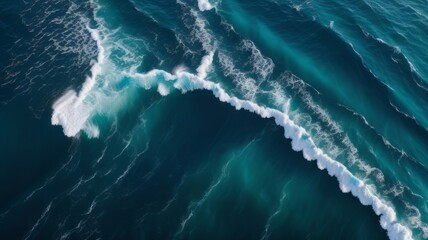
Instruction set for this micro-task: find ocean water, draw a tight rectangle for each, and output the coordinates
[0,0,427,239]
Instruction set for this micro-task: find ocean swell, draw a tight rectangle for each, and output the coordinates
[50,27,412,239]
[48,1,419,239]
[132,53,412,240]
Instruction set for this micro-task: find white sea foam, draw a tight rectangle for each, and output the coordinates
[268,81,290,113]
[241,39,274,80]
[157,83,170,96]
[218,51,258,100]
[189,8,216,51]
[51,27,104,138]
[196,51,214,79]
[197,0,214,11]
[405,202,428,238]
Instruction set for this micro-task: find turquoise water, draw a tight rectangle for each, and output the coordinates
[1,0,427,239]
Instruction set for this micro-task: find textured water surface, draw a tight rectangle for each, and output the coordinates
[1,0,427,239]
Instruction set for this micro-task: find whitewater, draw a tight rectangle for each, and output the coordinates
[50,2,414,239]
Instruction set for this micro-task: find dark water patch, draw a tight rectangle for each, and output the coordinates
[0,98,73,239]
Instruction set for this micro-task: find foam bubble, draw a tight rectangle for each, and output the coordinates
[196,52,214,79]
[52,90,90,137]
[157,83,170,96]
[197,0,214,11]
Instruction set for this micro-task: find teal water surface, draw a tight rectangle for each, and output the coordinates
[1,0,427,239]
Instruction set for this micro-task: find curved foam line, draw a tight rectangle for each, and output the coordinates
[129,53,412,240]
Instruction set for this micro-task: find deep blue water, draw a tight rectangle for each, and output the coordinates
[1,0,427,239]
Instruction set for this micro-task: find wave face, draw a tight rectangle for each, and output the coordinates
[1,0,427,239]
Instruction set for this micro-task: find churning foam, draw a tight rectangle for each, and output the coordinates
[51,27,104,138]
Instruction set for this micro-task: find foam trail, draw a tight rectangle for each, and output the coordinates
[175,158,231,236]
[23,202,52,240]
[261,180,291,240]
